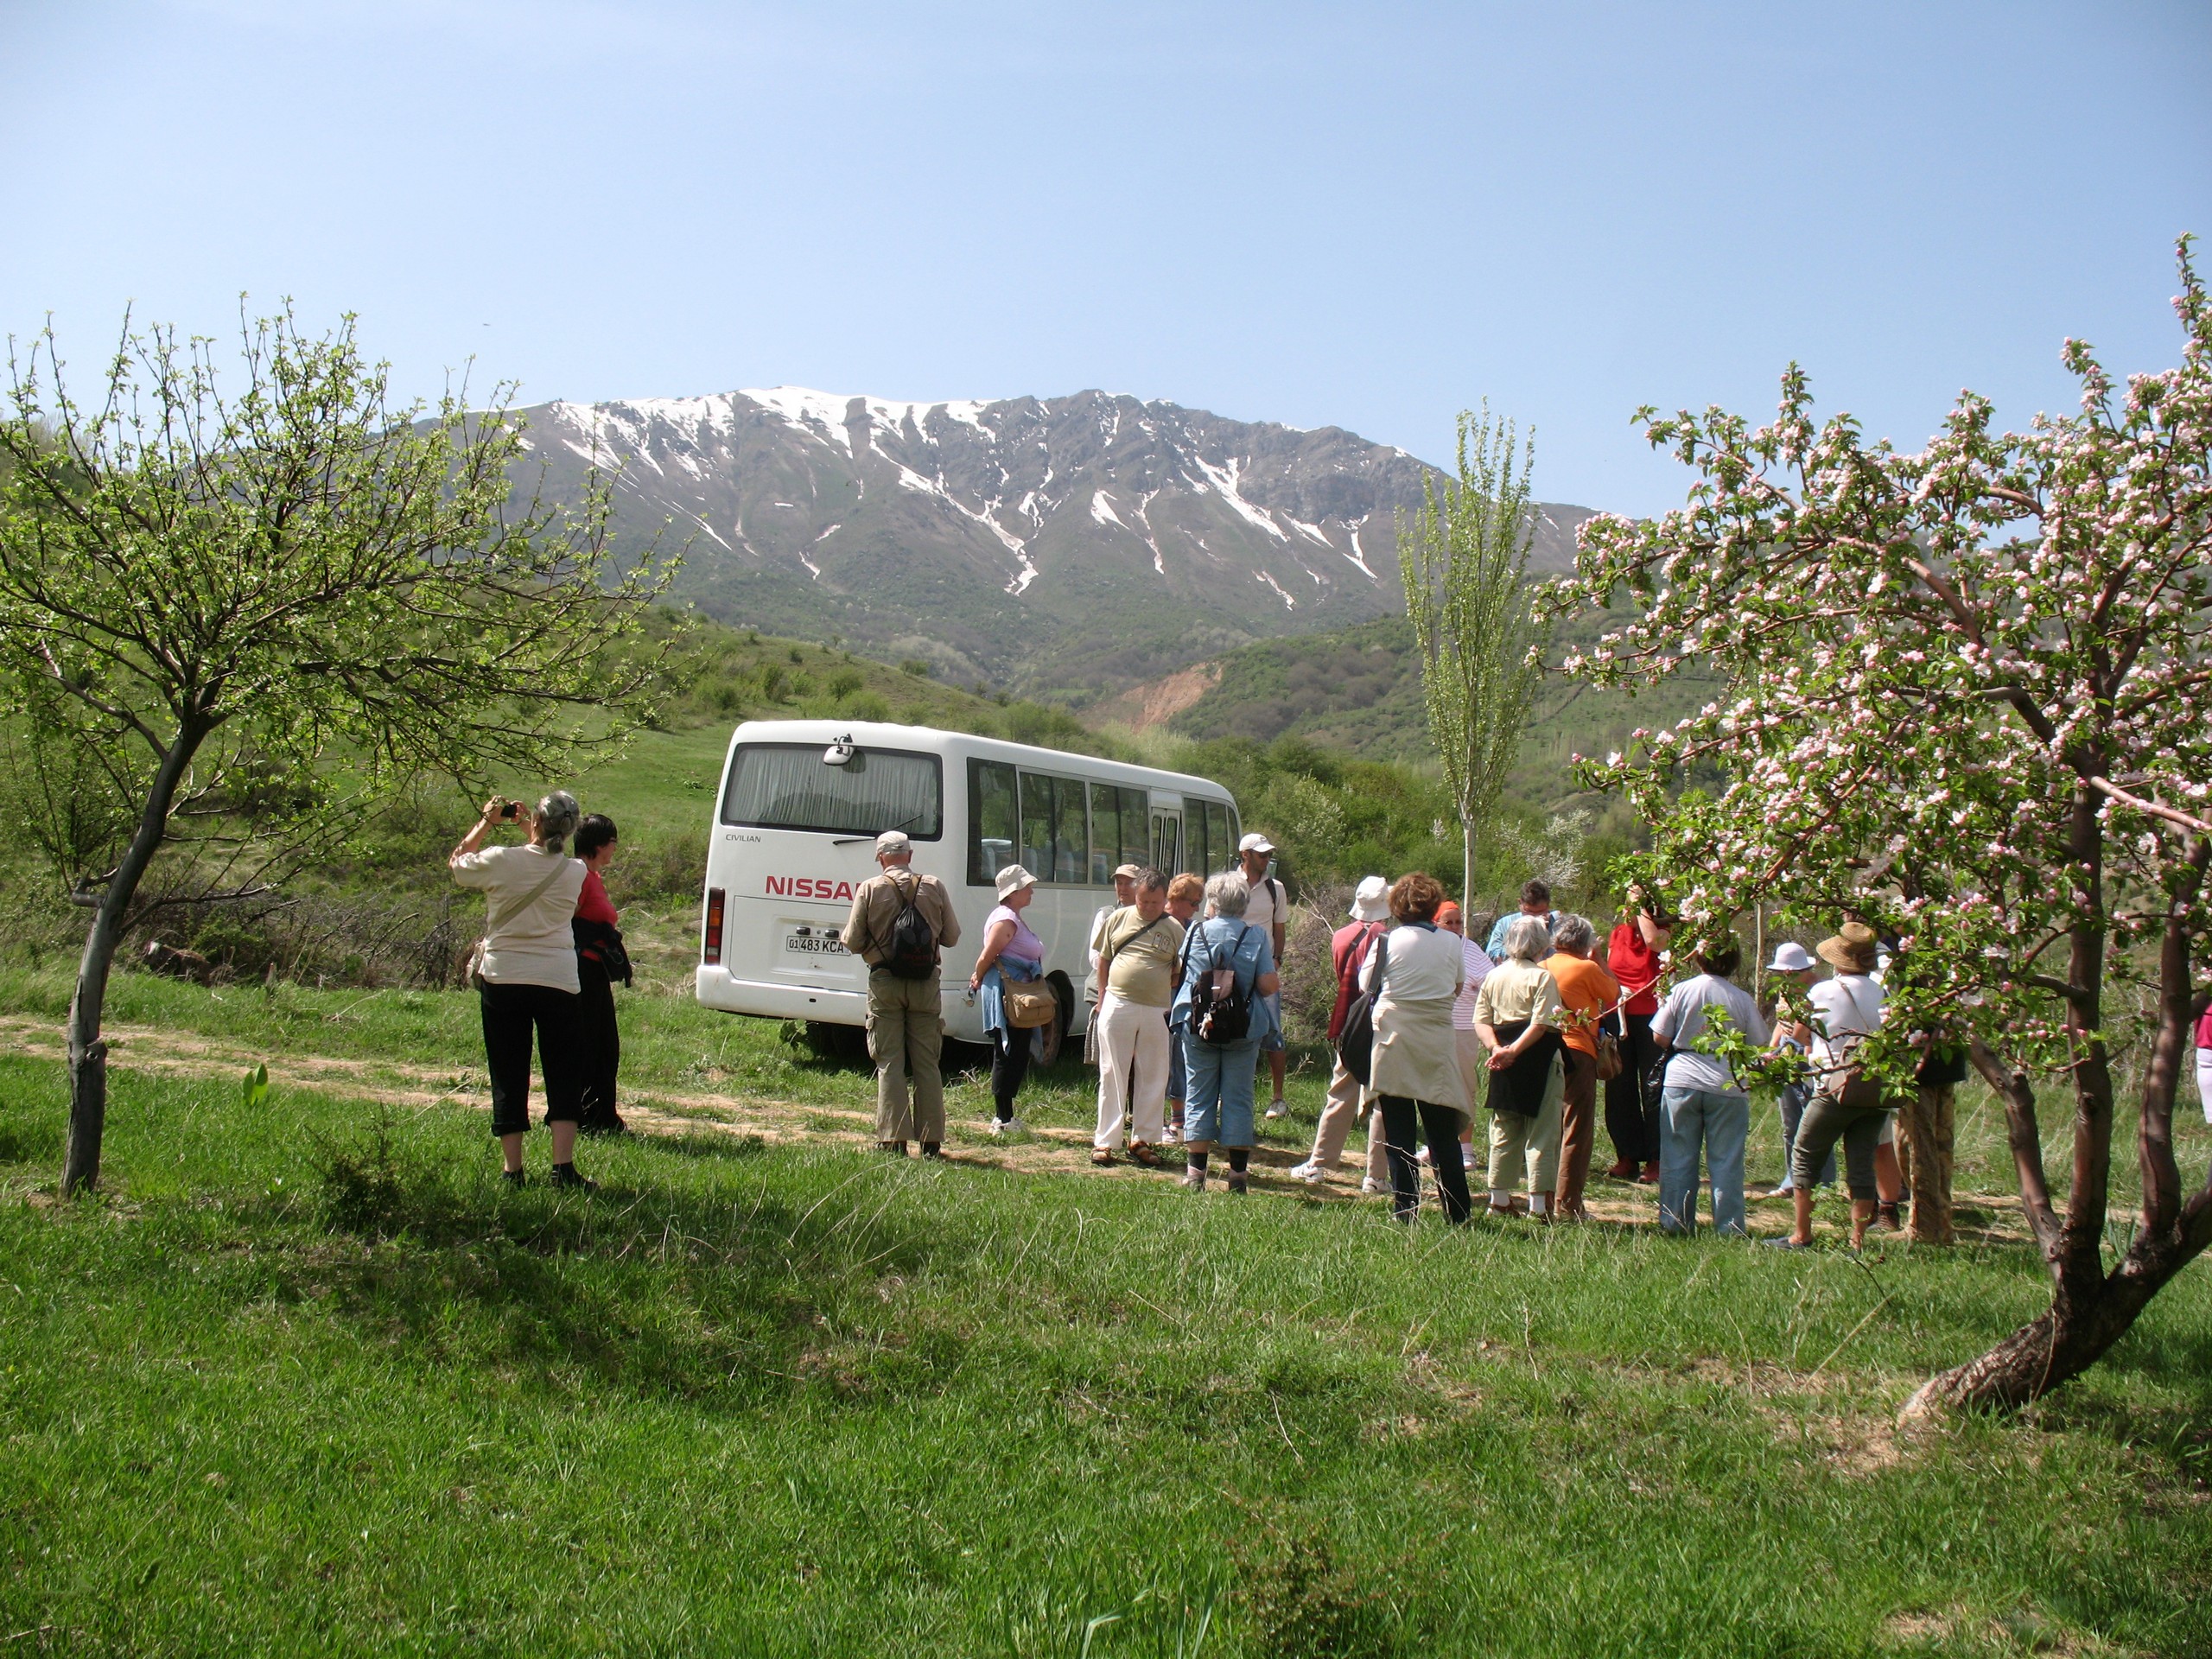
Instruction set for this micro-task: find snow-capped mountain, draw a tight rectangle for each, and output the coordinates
[512,386,1595,697]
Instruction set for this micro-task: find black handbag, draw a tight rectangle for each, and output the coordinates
[1334,933,1389,1087]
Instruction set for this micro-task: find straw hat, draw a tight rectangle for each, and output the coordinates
[1816,921,1879,972]
[1349,875,1389,922]
[995,864,1039,900]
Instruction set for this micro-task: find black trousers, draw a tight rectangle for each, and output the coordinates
[1378,1095,1472,1224]
[480,981,583,1136]
[990,1026,1032,1120]
[576,957,623,1130]
[1602,1009,1662,1165]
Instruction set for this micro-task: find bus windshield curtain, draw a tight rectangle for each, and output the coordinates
[721,745,942,838]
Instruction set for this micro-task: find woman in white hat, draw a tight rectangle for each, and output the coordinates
[1289,875,1395,1188]
[969,865,1046,1135]
[1763,941,1835,1193]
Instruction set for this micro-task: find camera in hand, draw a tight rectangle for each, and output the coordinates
[499,799,525,822]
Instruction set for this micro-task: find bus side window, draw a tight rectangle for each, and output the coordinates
[1020,772,1054,881]
[1052,774,1086,884]
[1206,800,1230,870]
[1119,787,1148,874]
[969,760,1017,886]
[1090,782,1117,885]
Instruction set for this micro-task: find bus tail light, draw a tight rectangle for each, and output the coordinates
[703,887,725,965]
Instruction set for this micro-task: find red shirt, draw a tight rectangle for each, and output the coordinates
[575,868,618,960]
[1608,921,1662,1017]
[1328,920,1387,1039]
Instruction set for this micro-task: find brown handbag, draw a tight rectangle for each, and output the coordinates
[1595,1027,1624,1082]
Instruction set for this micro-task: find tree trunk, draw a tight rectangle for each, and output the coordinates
[1902,1197,2212,1415]
[1461,818,1475,921]
[60,729,202,1195]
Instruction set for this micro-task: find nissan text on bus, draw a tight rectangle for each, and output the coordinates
[695,720,1242,1058]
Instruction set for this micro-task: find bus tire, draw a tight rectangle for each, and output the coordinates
[1030,973,1075,1067]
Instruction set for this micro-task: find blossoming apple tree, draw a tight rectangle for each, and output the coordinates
[1543,240,2212,1410]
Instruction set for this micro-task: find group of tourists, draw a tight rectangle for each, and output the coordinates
[456,792,2212,1235]
[978,834,1289,1192]
[449,791,632,1191]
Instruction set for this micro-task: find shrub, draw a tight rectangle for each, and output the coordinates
[760,664,786,701]
[899,658,931,677]
[828,669,863,698]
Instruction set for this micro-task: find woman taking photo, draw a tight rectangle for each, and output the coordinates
[451,791,594,1190]
[1364,872,1471,1224]
[969,864,1046,1135]
[1175,872,1279,1193]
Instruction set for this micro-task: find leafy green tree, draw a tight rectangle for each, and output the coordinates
[0,305,676,1193]
[1399,405,1548,909]
[1545,239,2212,1410]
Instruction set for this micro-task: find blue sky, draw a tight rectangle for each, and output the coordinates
[3,1,2207,515]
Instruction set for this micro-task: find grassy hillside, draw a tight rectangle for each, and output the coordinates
[0,965,2207,1655]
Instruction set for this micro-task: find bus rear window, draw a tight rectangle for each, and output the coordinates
[721,743,943,838]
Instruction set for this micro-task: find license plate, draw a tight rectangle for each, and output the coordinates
[782,925,849,957]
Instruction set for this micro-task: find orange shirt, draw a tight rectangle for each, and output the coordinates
[1545,952,1620,1057]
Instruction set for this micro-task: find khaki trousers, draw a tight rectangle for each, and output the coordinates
[1306,1054,1390,1185]
[1094,991,1170,1149]
[1897,1083,1956,1243]
[866,969,944,1143]
[1486,1055,1564,1199]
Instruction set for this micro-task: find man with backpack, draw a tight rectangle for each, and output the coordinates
[842,830,963,1157]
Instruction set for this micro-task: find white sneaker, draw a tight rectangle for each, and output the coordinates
[1264,1099,1288,1120]
[1360,1177,1387,1195]
[1288,1160,1326,1185]
[988,1116,1027,1137]
[1416,1146,1433,1166]
[1460,1144,1479,1170]
[1162,1124,1182,1144]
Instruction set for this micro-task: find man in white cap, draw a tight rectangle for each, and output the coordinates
[1087,863,1142,1034]
[1762,941,1834,1194]
[1236,833,1292,1116]
[841,830,962,1157]
[1290,876,1394,1187]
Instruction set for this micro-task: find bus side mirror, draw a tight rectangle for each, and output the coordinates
[824,734,855,766]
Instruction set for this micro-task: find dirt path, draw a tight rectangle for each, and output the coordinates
[0,1014,2033,1235]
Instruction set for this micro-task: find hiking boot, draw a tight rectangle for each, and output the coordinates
[1225,1171,1249,1194]
[1182,1166,1206,1192]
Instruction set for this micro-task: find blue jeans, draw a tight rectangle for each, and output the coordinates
[1183,1033,1260,1148]
[1777,1084,1836,1188]
[1659,1086,1750,1236]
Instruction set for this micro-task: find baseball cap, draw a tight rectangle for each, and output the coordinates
[1112,862,1141,880]
[874,830,913,856]
[1238,832,1275,855]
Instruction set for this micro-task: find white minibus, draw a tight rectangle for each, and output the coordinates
[693,719,1243,1056]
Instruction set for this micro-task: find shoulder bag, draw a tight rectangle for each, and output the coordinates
[467,855,575,988]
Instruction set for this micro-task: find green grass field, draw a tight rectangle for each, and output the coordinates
[1,963,2209,1656]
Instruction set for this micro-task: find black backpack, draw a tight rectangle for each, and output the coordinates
[883,873,938,981]
[1185,923,1254,1046]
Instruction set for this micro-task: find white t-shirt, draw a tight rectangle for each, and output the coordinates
[1651,974,1770,1097]
[452,843,587,993]
[1451,938,1497,1031]
[1808,973,1885,1066]
[1243,874,1287,942]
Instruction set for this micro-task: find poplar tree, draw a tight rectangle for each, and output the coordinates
[1399,405,1548,909]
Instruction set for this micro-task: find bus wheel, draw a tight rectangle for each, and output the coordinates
[1031,974,1075,1067]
